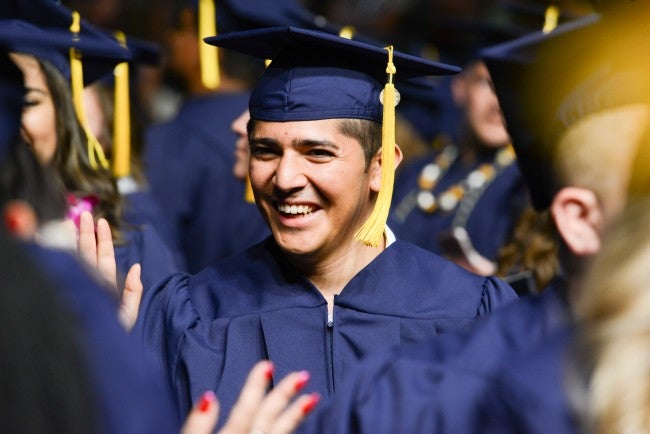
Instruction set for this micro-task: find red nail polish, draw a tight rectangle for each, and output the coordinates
[198,391,216,413]
[264,362,274,380]
[4,214,19,233]
[302,393,320,415]
[294,371,310,392]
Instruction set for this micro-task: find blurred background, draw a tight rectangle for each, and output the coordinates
[60,0,596,124]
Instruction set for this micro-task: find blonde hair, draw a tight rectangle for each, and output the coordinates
[571,197,650,434]
[555,104,650,221]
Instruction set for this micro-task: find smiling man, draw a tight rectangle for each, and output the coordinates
[134,26,517,425]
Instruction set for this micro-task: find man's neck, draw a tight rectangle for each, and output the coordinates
[287,240,385,314]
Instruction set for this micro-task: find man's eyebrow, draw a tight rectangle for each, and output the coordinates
[292,138,340,150]
[249,137,279,147]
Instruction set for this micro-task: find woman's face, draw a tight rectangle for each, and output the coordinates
[10,53,58,165]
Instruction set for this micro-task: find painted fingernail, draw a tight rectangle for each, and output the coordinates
[198,391,216,413]
[302,393,320,415]
[294,371,310,392]
[264,361,274,380]
[4,214,19,233]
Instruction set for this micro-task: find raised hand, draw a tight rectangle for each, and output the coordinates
[181,361,320,434]
[77,211,143,331]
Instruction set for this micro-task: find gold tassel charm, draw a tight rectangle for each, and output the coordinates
[199,0,220,89]
[112,31,131,178]
[543,5,560,33]
[355,46,397,247]
[338,25,356,40]
[69,11,110,170]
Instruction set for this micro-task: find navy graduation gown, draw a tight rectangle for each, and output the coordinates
[25,243,179,434]
[144,92,269,272]
[301,280,570,434]
[122,189,185,270]
[389,148,527,261]
[114,223,180,291]
[478,328,576,434]
[134,237,517,421]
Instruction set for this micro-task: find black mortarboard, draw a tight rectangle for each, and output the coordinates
[483,9,650,210]
[206,26,460,246]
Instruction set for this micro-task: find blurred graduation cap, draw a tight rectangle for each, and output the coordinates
[0,51,24,161]
[482,8,650,210]
[206,26,460,246]
[0,0,130,170]
[187,0,335,89]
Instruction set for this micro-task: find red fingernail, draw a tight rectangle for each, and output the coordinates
[198,391,216,413]
[294,371,310,392]
[264,361,274,380]
[4,214,19,233]
[302,393,320,415]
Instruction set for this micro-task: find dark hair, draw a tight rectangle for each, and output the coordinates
[0,139,67,222]
[38,59,124,242]
[496,207,560,292]
[247,117,382,169]
[0,233,99,434]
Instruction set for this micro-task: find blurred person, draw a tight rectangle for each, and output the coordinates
[479,196,650,434]
[2,0,181,290]
[389,58,527,275]
[133,26,516,428]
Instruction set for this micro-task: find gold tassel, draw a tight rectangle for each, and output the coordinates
[69,11,109,170]
[354,46,397,247]
[112,31,131,178]
[244,175,255,203]
[199,0,220,89]
[543,5,560,33]
[338,25,356,40]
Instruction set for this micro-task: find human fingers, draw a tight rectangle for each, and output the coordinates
[96,218,117,288]
[268,392,320,434]
[180,391,220,434]
[219,360,274,434]
[77,211,97,267]
[249,370,311,433]
[119,263,142,331]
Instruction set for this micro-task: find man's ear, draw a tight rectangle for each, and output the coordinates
[550,187,604,256]
[369,144,403,193]
[3,200,38,240]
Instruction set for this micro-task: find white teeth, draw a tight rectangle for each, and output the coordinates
[278,204,314,215]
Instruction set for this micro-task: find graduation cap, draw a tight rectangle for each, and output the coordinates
[482,9,650,210]
[206,26,460,246]
[0,51,24,161]
[189,0,332,89]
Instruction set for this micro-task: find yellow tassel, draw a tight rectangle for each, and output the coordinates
[338,25,356,40]
[199,0,220,89]
[69,11,109,170]
[112,31,131,178]
[244,175,255,203]
[543,5,560,33]
[354,46,397,247]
